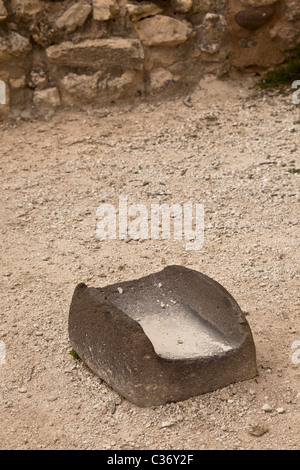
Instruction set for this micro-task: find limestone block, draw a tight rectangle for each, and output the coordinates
[46,38,144,72]
[193,0,213,14]
[60,70,142,105]
[126,2,163,22]
[171,0,193,13]
[270,25,300,48]
[0,32,32,62]
[92,0,119,21]
[285,0,300,22]
[197,13,227,55]
[56,1,92,33]
[11,0,41,16]
[9,76,27,89]
[150,68,177,91]
[144,45,188,71]
[134,15,192,47]
[33,87,61,109]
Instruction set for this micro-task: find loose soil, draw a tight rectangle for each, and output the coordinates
[0,76,299,450]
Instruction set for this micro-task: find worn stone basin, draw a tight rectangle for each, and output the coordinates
[68,265,257,407]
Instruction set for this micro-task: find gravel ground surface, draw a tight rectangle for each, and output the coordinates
[0,76,299,450]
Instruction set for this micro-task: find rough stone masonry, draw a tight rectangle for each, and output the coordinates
[0,0,300,116]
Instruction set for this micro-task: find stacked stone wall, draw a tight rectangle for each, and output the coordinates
[0,1,299,115]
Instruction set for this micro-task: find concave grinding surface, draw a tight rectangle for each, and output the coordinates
[68,265,257,406]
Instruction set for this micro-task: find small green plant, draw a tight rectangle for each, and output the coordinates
[256,47,300,89]
[260,364,272,371]
[69,349,80,360]
[288,168,300,173]
[204,115,218,122]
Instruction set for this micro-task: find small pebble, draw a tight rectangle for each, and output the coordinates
[220,392,231,401]
[247,418,269,437]
[262,403,272,412]
[161,420,174,428]
[107,399,116,415]
[46,395,58,402]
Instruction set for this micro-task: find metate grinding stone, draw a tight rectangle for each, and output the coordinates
[68,265,257,407]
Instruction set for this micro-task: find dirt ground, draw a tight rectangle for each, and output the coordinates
[0,76,299,450]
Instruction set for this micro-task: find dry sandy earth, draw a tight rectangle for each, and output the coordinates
[0,76,299,450]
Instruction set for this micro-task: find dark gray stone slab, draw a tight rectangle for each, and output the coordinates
[68,266,257,407]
